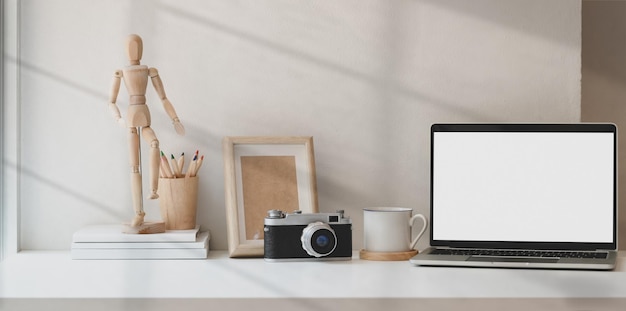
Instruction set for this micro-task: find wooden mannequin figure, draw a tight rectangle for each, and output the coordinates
[108,34,185,231]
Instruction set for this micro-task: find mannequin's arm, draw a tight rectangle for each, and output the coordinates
[108,70,124,124]
[149,67,185,135]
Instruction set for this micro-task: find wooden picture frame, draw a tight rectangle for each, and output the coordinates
[223,136,319,257]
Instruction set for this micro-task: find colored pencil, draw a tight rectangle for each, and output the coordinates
[177,153,185,176]
[192,155,204,177]
[170,154,181,177]
[160,151,174,178]
[186,154,197,178]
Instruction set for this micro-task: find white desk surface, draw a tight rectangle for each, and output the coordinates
[1,250,626,310]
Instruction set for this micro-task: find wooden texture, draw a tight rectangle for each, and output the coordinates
[359,249,419,261]
[158,177,199,230]
[107,34,186,229]
[149,68,185,135]
[223,136,318,258]
[125,34,143,65]
[123,221,166,234]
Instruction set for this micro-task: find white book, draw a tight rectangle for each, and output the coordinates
[72,224,200,243]
[72,232,209,249]
[71,247,208,260]
[71,232,210,260]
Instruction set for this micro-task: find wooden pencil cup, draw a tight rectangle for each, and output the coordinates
[158,177,198,230]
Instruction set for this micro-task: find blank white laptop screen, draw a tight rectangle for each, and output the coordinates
[432,130,615,245]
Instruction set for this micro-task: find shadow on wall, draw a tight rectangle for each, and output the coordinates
[424,0,579,48]
[581,1,626,250]
[156,2,494,122]
[2,159,125,222]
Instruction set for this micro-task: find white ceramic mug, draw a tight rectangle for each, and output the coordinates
[363,207,428,252]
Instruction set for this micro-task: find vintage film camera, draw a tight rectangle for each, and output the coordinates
[264,210,352,261]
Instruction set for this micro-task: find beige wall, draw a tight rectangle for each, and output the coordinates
[3,0,582,251]
[582,0,626,249]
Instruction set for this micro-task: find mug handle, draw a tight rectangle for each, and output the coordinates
[409,214,428,250]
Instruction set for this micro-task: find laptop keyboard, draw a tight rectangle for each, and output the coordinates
[430,248,608,259]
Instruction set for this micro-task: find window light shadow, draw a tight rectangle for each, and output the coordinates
[156,2,494,122]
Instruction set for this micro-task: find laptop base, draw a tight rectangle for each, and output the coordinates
[410,247,617,270]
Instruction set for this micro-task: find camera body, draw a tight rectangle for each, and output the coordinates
[264,210,352,261]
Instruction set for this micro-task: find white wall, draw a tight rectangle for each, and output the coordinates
[3,0,581,251]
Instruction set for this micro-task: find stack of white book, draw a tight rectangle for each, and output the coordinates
[71,225,209,260]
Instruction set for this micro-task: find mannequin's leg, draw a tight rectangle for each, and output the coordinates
[129,127,145,226]
[142,126,160,200]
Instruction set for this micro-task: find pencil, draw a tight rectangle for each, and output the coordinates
[186,154,198,178]
[170,154,181,177]
[160,151,174,178]
[192,155,204,177]
[177,153,185,176]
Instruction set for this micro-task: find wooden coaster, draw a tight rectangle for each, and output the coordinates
[123,221,166,234]
[359,249,418,261]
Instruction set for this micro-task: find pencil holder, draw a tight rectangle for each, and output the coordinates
[158,177,198,230]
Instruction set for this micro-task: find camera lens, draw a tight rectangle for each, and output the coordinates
[301,222,337,257]
[316,235,330,247]
[311,230,335,254]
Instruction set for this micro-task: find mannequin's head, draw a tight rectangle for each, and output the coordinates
[126,34,143,65]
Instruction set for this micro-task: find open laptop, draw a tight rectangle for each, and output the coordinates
[410,123,618,270]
